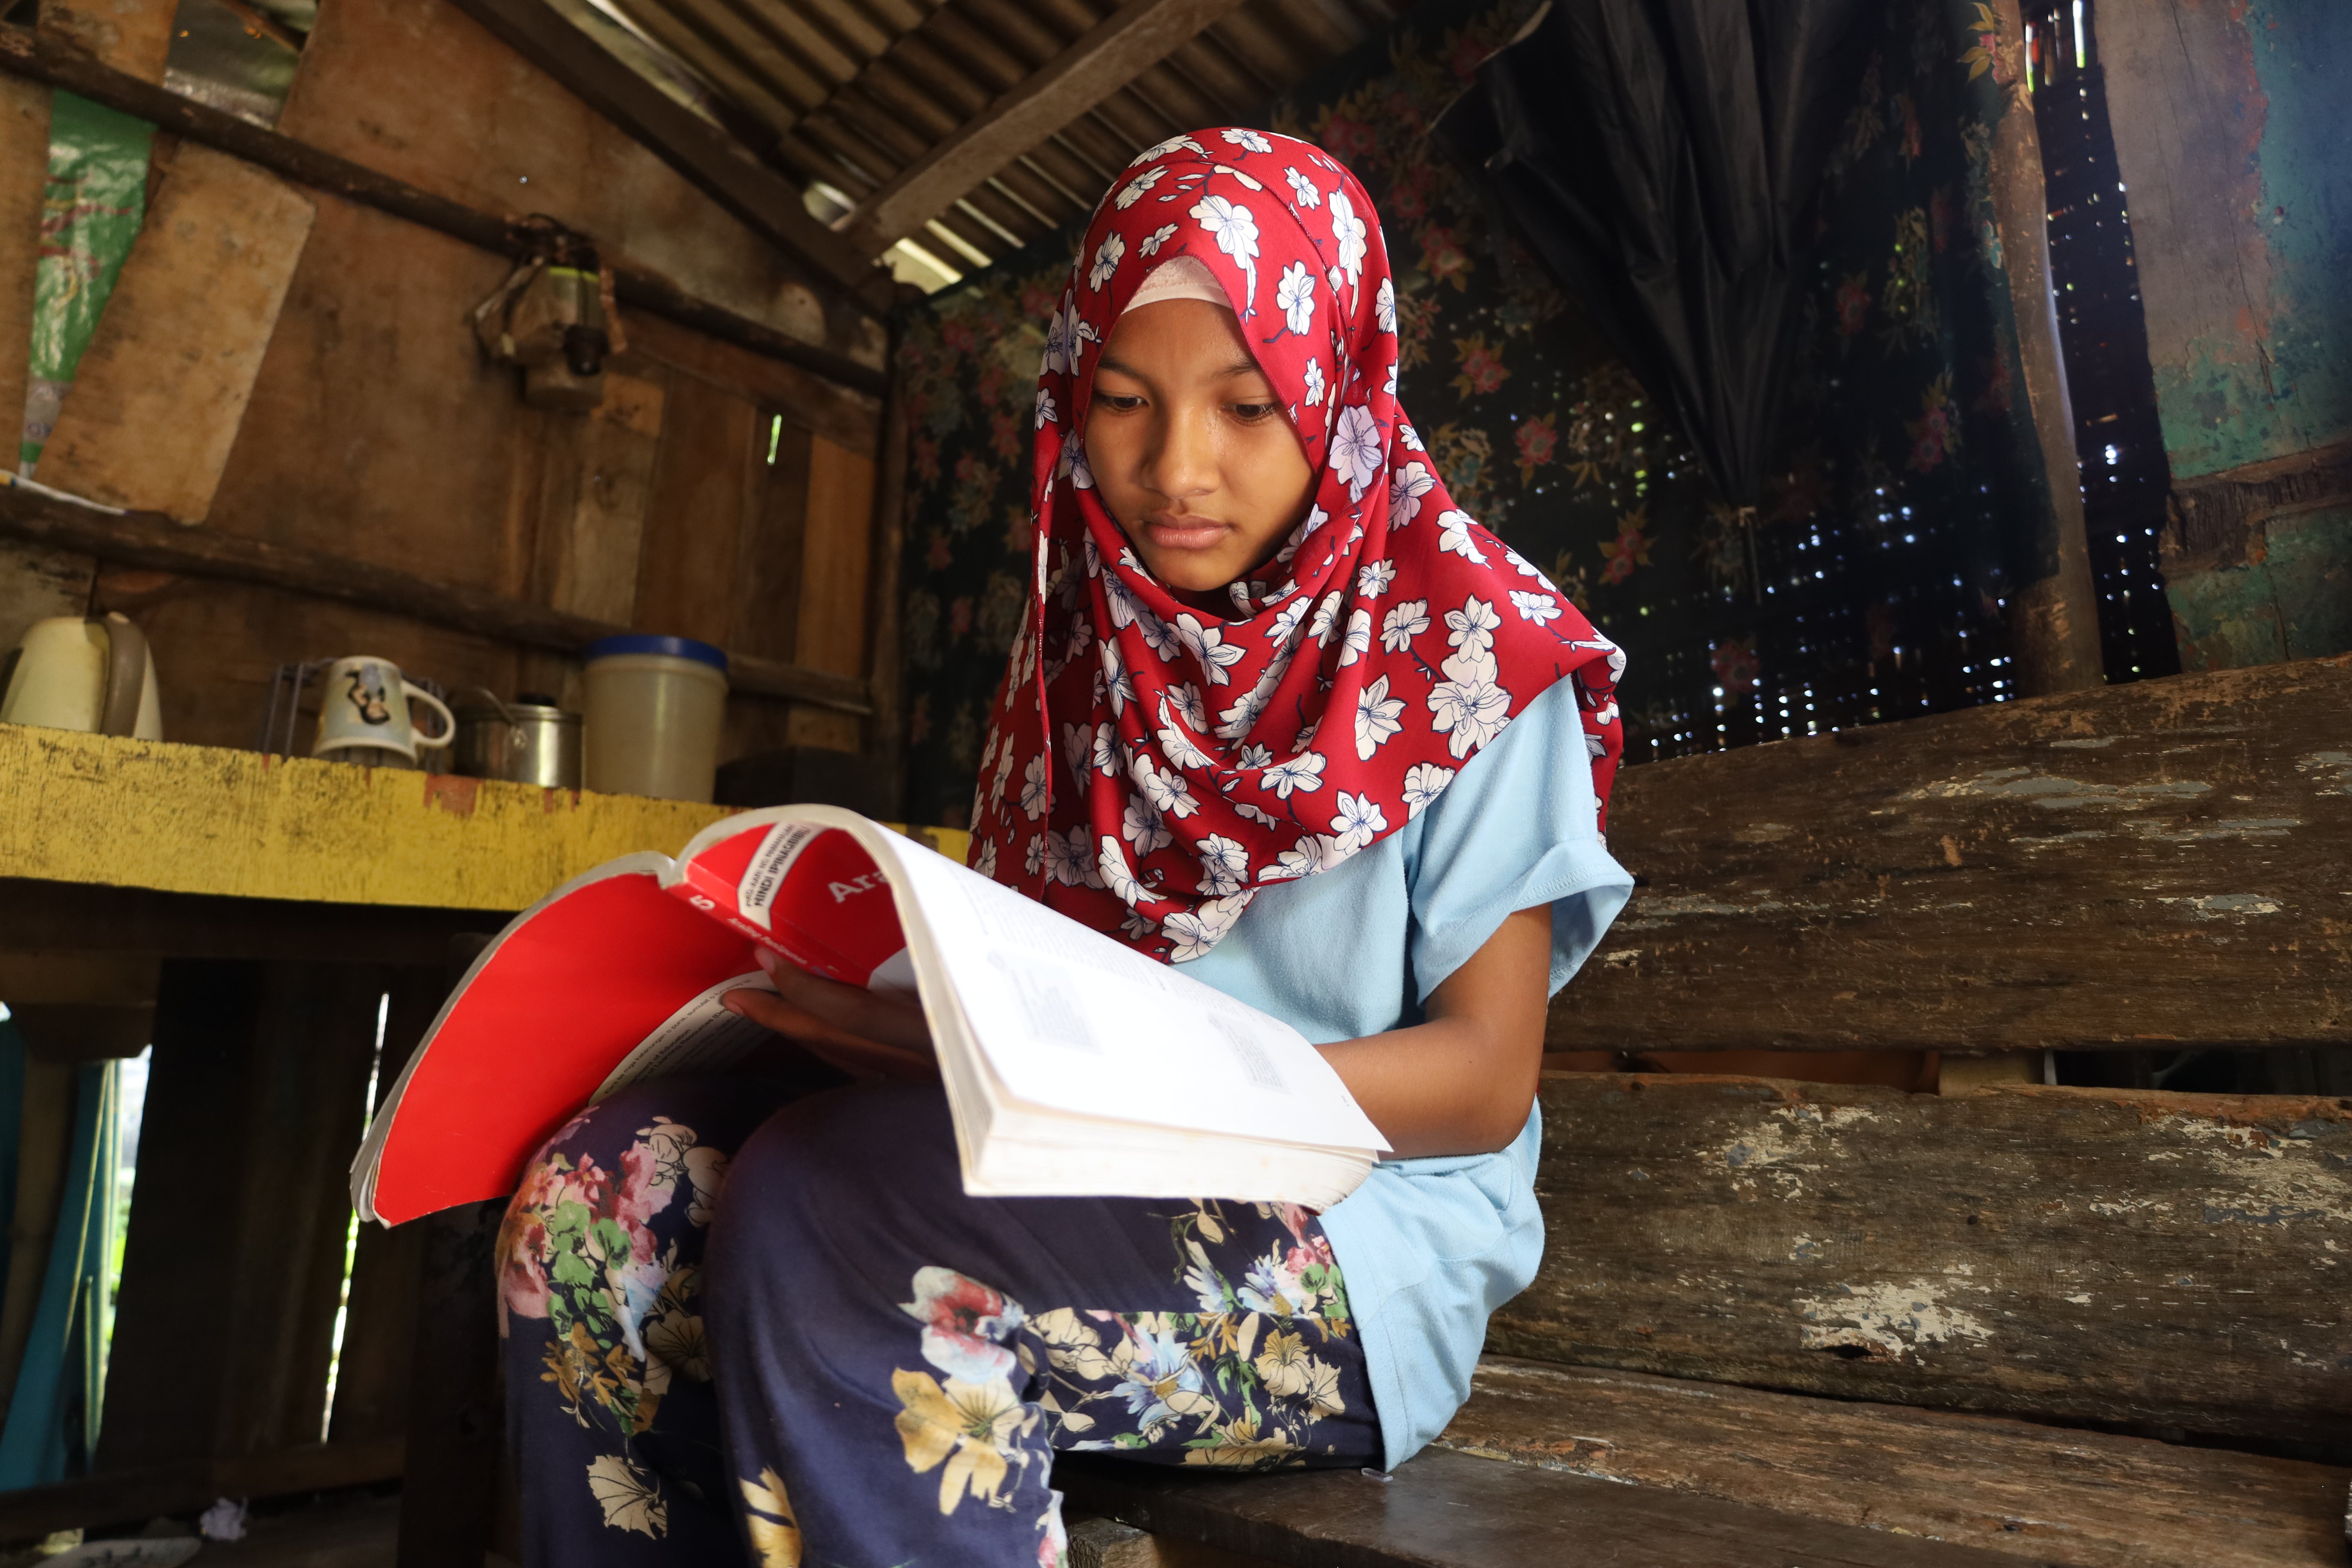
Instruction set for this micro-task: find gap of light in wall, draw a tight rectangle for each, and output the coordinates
[767,414,784,465]
[320,990,390,1444]
[886,236,965,295]
[926,219,995,273]
[2073,0,2086,67]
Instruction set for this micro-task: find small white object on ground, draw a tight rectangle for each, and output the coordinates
[198,1498,248,1543]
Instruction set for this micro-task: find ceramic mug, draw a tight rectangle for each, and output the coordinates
[313,656,454,763]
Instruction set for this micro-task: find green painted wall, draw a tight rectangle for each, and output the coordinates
[2165,503,2352,668]
[2105,0,2352,481]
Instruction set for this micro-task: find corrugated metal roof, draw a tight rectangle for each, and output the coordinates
[583,0,1408,283]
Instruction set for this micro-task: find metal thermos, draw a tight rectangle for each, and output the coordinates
[452,691,583,788]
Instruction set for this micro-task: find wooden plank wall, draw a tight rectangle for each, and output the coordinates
[1554,654,2352,1053]
[1497,1073,2352,1446]
[0,0,888,763]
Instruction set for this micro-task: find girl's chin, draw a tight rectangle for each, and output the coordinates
[1135,546,1246,595]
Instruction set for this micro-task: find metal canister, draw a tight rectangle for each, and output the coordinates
[452,691,583,788]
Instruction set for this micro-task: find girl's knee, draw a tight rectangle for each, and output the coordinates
[720,1082,951,1211]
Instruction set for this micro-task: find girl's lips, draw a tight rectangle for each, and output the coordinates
[1145,516,1230,552]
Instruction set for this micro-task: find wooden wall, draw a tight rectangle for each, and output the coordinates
[0,0,894,1502]
[1,0,887,764]
[2100,1,2352,671]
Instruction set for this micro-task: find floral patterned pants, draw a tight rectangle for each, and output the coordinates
[497,1076,1381,1567]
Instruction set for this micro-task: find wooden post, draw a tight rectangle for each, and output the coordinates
[394,935,503,1567]
[394,1198,505,1568]
[863,309,914,820]
[1982,0,2103,695]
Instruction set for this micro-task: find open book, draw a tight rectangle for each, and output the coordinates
[351,806,1388,1225]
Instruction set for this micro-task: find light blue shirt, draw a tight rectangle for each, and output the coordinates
[1183,675,1631,1470]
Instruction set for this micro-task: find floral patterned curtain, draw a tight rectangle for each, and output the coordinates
[895,0,2051,828]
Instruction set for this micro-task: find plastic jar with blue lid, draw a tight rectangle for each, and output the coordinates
[581,634,729,802]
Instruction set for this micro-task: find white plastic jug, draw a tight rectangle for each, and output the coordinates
[0,614,163,739]
[582,635,729,802]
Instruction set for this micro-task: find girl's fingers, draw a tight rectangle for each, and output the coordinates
[721,987,939,1083]
[753,948,932,1050]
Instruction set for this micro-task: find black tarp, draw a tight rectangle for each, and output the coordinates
[1441,0,1877,512]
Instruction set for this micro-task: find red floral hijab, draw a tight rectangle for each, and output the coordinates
[968,127,1625,962]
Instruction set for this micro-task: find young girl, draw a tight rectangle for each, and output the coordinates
[496,127,1631,1567]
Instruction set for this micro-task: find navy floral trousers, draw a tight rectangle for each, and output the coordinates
[496,1076,1381,1566]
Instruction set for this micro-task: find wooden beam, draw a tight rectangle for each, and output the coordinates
[1057,1446,2020,1568]
[1439,1359,2349,1568]
[0,23,888,395]
[0,880,505,963]
[442,0,893,317]
[838,0,1250,257]
[1551,654,2352,1053]
[1499,1073,2352,1446]
[0,484,873,712]
[0,1435,403,1540]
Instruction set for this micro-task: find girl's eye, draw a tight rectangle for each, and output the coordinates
[1229,402,1280,422]
[1098,394,1145,412]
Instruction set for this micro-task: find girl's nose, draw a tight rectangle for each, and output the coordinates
[1148,407,1220,502]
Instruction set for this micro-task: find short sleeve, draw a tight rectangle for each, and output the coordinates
[1403,677,1634,1004]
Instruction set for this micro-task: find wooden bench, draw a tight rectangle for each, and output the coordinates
[1062,654,2352,1567]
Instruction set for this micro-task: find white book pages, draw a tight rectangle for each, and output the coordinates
[857,819,1389,1159]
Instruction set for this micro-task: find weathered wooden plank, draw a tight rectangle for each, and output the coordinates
[1058,1446,2024,1568]
[537,369,666,629]
[35,143,316,521]
[622,306,880,460]
[789,432,875,752]
[1436,1358,2349,1568]
[1498,1073,2352,1444]
[1551,655,2352,1052]
[634,370,761,651]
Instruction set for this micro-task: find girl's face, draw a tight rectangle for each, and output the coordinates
[1085,299,1315,607]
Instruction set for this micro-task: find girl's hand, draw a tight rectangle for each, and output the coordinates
[722,947,938,1082]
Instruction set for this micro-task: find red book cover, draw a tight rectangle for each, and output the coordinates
[360,815,910,1225]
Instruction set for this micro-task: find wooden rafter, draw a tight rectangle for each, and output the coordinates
[838,0,1252,257]
[446,0,894,313]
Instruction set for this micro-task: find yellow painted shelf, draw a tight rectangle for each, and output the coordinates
[0,725,967,911]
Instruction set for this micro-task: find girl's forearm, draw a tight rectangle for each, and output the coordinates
[1316,1018,1541,1159]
